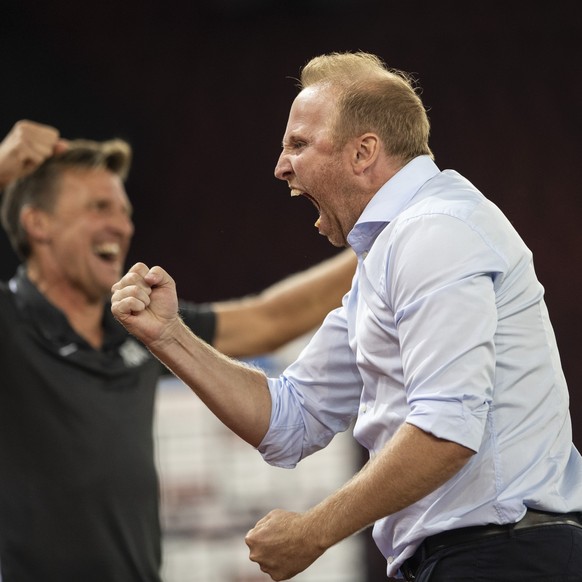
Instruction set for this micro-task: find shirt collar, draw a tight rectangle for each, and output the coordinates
[9,265,127,350]
[348,155,440,254]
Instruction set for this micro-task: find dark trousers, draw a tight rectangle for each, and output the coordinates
[414,524,582,581]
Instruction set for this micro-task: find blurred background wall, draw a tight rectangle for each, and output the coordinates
[1,1,581,580]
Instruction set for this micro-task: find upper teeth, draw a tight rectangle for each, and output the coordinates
[290,189,303,197]
[94,242,120,256]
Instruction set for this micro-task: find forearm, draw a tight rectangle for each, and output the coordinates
[213,249,356,357]
[302,422,474,550]
[150,317,273,447]
[111,263,272,446]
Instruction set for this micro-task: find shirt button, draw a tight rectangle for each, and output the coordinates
[362,251,368,259]
[387,556,394,564]
[359,403,367,414]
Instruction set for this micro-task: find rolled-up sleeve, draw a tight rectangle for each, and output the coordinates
[258,307,363,468]
[390,213,502,451]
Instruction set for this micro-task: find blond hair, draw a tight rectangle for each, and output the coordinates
[299,51,433,161]
[1,138,131,260]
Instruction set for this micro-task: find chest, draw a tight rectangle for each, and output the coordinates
[347,254,402,382]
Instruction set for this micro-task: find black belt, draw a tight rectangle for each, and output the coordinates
[400,509,582,581]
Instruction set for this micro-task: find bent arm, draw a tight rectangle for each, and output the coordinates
[212,249,356,357]
[245,422,474,580]
[304,422,473,550]
[111,263,272,446]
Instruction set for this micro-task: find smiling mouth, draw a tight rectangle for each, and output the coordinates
[93,242,121,263]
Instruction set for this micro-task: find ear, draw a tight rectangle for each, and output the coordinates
[351,133,380,175]
[20,205,52,245]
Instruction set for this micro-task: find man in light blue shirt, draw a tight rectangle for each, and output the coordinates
[111,51,582,581]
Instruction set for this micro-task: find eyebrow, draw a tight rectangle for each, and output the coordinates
[282,134,304,148]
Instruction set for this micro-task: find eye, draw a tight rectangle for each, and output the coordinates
[92,200,111,213]
[288,139,306,151]
[283,137,307,152]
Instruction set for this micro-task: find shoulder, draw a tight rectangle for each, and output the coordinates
[0,280,15,306]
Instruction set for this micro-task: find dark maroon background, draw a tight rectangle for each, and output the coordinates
[2,3,580,579]
[2,3,580,449]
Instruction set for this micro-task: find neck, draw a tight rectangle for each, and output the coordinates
[26,263,106,350]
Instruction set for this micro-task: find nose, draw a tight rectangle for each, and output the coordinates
[122,214,135,238]
[274,151,293,181]
[112,209,134,239]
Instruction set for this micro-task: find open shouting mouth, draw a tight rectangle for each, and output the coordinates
[291,188,321,227]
